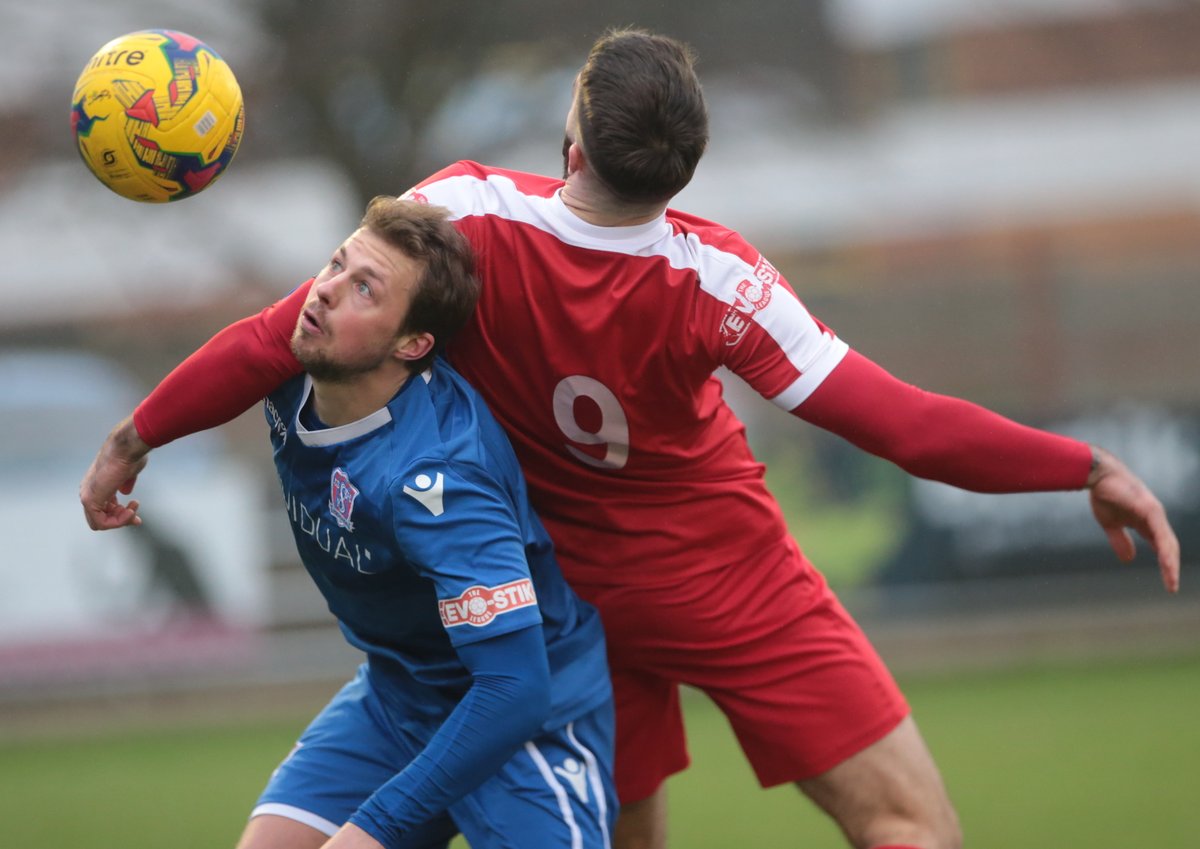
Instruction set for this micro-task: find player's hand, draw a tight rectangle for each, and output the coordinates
[80,416,152,531]
[1087,446,1180,593]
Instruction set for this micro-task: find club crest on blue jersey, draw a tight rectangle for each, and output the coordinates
[329,467,360,530]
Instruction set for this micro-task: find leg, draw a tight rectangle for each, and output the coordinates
[612,542,940,848]
[613,786,668,849]
[236,813,328,849]
[797,715,961,849]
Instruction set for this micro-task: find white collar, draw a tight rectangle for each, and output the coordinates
[293,375,394,447]
[550,190,668,250]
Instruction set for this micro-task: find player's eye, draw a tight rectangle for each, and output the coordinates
[355,280,372,297]
[329,257,343,272]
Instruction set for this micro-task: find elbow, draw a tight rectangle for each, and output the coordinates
[481,665,551,741]
[888,439,940,479]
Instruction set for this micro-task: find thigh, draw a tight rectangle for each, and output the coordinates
[236,813,328,849]
[251,667,458,849]
[453,702,619,849]
[797,714,959,849]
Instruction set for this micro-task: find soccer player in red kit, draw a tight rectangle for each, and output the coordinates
[82,29,1179,849]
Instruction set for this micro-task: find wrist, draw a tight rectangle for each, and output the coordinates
[112,416,152,462]
[1086,445,1110,488]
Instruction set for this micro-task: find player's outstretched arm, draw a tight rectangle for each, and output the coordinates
[80,416,151,531]
[1087,446,1181,593]
[799,350,1181,592]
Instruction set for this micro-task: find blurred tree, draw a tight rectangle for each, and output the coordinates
[253,0,839,201]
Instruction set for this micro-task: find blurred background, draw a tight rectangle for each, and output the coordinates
[2,1,1198,847]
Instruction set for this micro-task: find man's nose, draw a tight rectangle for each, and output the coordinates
[316,274,343,303]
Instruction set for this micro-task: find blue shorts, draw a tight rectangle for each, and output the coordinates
[251,665,617,849]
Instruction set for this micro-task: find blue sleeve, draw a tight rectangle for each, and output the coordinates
[392,464,544,647]
[347,624,551,846]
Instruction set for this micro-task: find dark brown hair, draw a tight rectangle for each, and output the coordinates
[576,28,709,204]
[361,196,479,373]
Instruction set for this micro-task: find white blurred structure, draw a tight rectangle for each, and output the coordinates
[677,0,1200,247]
[0,350,270,687]
[1,159,360,327]
[826,0,1169,46]
[2,1,362,326]
[0,1,265,111]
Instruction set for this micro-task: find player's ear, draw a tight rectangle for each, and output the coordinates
[566,141,586,176]
[394,331,434,365]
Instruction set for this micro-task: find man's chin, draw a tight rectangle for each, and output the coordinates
[295,347,385,384]
[293,343,337,381]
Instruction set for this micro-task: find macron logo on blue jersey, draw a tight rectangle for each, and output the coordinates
[403,472,445,516]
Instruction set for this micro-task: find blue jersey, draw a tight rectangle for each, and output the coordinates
[263,361,610,728]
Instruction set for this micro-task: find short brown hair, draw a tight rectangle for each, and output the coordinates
[361,196,479,373]
[576,29,709,204]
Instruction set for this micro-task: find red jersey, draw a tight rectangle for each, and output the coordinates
[409,162,848,588]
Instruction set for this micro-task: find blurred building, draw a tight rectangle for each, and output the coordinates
[768,0,1200,414]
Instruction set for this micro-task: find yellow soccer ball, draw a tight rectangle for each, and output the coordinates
[70,30,245,202]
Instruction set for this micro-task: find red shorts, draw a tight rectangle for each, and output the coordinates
[573,539,908,803]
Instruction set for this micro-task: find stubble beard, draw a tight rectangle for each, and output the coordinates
[291,329,387,384]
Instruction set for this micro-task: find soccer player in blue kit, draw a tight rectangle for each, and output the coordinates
[80,197,616,849]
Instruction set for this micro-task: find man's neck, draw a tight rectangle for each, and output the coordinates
[561,176,666,227]
[310,369,411,428]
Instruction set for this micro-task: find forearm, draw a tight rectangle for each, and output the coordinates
[796,349,1093,492]
[134,281,311,446]
[349,626,550,845]
[107,415,152,464]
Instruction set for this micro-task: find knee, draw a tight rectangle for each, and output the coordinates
[929,791,962,849]
[868,791,960,849]
[946,807,964,849]
[613,817,666,849]
[802,772,962,849]
[868,800,961,849]
[926,802,963,849]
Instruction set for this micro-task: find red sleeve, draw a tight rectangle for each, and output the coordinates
[133,279,313,447]
[795,349,1093,492]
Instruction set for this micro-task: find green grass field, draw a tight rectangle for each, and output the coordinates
[3,652,1198,849]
